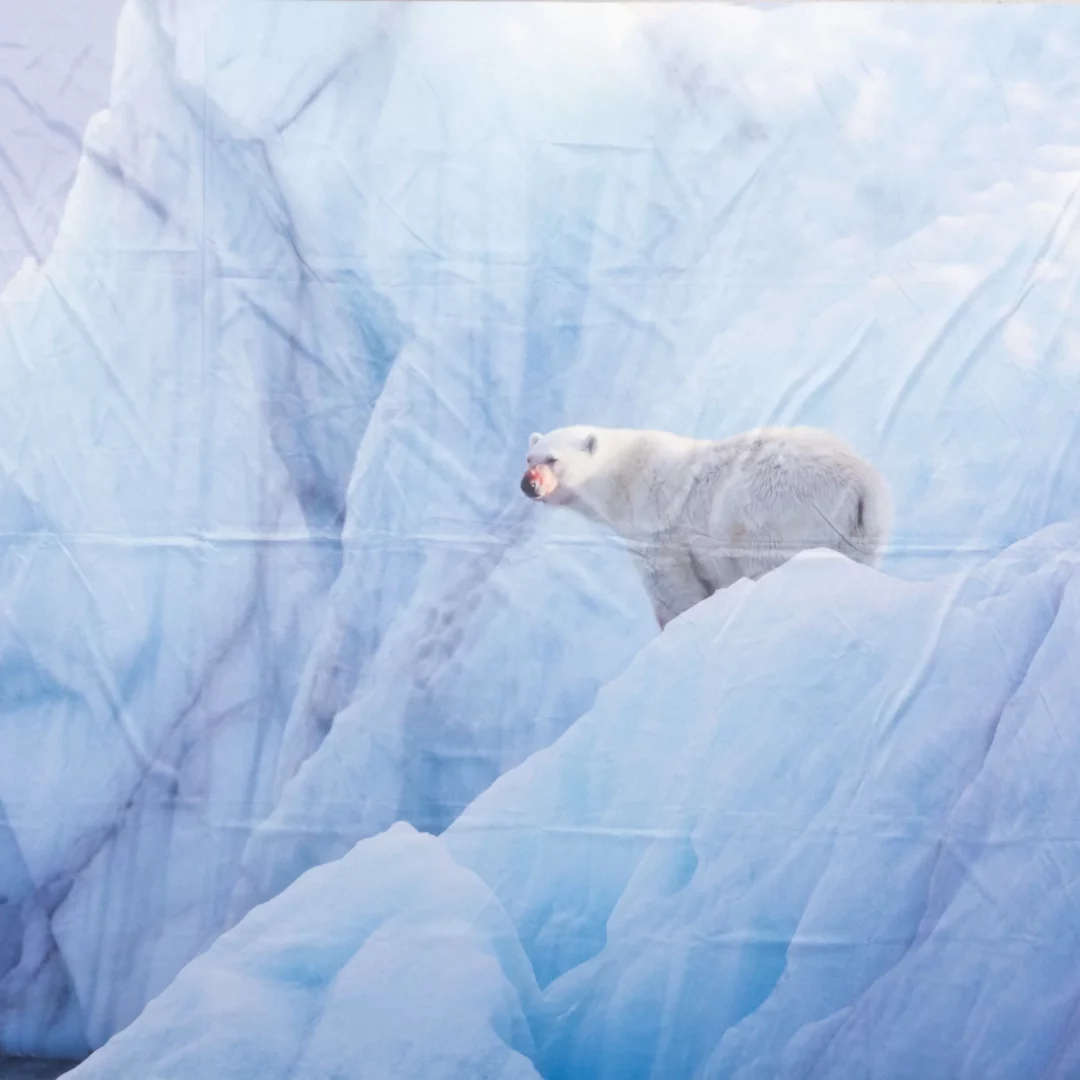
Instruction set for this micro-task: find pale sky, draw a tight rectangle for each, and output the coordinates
[0,0,125,289]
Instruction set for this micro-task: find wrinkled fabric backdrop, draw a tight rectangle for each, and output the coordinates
[3,2,1080,1078]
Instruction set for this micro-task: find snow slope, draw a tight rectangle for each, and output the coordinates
[446,531,1080,1079]
[4,0,1080,1060]
[68,526,1080,1078]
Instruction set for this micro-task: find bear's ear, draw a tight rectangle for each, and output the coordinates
[583,433,597,455]
[529,432,542,448]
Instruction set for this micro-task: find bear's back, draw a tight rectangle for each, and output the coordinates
[690,426,883,536]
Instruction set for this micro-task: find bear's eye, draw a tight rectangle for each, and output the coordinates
[544,456,558,466]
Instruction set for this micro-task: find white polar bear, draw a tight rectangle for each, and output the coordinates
[520,424,892,628]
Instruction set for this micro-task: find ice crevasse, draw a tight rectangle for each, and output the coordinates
[4,0,1080,1072]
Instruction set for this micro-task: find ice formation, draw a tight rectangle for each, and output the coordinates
[67,531,1080,1078]
[3,0,1080,1072]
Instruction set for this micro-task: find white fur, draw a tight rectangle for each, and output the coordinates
[523,424,892,627]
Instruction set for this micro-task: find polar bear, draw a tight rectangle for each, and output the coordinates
[520,424,892,628]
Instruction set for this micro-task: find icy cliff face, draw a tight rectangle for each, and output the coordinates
[5,0,1080,1059]
[0,0,406,1054]
[232,0,1080,924]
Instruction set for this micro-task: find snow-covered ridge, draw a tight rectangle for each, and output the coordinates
[3,0,1080,1064]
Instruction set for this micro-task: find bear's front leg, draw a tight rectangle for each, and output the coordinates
[628,545,712,630]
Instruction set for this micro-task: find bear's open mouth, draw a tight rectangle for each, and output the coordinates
[521,464,557,499]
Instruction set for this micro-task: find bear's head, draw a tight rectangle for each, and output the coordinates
[520,426,600,507]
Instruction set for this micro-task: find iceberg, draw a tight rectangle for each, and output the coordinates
[65,823,541,1080]
[4,0,1080,1066]
[67,528,1080,1078]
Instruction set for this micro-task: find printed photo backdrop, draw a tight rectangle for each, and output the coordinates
[2,1,1080,1077]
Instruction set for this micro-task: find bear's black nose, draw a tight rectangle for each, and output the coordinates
[521,473,537,498]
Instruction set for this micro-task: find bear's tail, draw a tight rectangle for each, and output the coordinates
[848,469,893,566]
